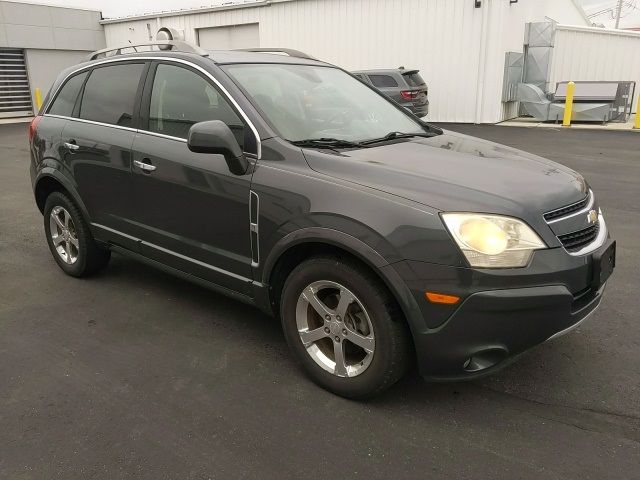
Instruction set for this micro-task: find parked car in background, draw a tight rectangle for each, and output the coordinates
[352,67,429,117]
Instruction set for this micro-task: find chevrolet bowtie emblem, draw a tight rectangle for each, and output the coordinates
[587,209,598,224]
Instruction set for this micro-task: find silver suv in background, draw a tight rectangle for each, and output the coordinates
[353,67,429,117]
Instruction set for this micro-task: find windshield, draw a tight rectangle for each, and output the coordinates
[224,64,425,143]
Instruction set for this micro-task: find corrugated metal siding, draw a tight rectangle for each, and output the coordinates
[550,25,640,113]
[105,0,484,123]
[103,0,590,123]
[263,0,484,123]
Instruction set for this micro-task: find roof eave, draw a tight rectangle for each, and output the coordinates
[99,0,274,25]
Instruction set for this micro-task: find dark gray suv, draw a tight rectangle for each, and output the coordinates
[353,68,429,117]
[29,43,615,398]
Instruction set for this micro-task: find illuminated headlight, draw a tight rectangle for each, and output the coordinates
[441,213,546,268]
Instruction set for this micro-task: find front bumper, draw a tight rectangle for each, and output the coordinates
[417,282,604,380]
[386,241,613,380]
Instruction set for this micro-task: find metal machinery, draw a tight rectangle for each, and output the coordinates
[518,81,636,123]
[505,22,636,123]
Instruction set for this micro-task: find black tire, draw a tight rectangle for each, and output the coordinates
[280,256,412,399]
[43,191,110,277]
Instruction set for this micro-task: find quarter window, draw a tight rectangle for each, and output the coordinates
[79,63,144,127]
[368,75,398,88]
[48,71,88,117]
[148,63,244,146]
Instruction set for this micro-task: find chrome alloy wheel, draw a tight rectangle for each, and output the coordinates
[295,280,375,378]
[49,206,79,265]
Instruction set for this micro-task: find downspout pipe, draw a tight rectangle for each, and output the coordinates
[474,0,491,124]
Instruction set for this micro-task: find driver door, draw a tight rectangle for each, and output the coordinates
[128,61,254,294]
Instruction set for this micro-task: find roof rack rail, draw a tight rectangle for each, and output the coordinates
[235,48,316,60]
[87,40,209,61]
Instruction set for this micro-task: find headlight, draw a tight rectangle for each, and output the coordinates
[441,213,546,268]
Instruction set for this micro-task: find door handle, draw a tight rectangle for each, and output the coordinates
[63,140,79,151]
[133,159,157,172]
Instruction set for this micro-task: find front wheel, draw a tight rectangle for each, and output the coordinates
[280,256,412,399]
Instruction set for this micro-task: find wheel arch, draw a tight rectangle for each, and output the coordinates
[34,169,90,222]
[259,227,425,339]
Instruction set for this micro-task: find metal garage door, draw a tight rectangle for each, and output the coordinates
[197,23,259,50]
[0,48,33,118]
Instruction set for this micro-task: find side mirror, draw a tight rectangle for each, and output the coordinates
[187,120,248,175]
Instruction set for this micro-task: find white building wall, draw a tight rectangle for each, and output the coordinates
[550,25,640,114]
[103,0,588,123]
[0,1,105,51]
[24,49,89,113]
[1,0,105,115]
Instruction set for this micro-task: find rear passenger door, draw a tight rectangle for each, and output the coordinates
[128,61,255,294]
[37,69,89,181]
[60,61,148,250]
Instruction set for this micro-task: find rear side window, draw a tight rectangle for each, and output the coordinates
[79,63,144,127]
[48,71,88,117]
[148,63,245,145]
[368,75,398,88]
[403,72,426,87]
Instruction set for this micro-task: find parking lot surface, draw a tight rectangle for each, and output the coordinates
[1,123,638,479]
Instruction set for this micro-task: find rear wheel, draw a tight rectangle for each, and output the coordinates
[280,256,411,399]
[43,192,110,277]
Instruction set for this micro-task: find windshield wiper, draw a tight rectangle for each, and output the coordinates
[290,138,367,149]
[360,131,437,146]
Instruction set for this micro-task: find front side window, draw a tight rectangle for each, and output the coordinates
[224,64,423,143]
[48,71,88,117]
[79,63,144,127]
[148,63,244,146]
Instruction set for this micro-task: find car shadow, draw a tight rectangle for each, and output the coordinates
[96,252,581,411]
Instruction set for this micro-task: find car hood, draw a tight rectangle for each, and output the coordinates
[303,130,587,217]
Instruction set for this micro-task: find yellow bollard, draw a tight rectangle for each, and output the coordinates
[34,88,43,110]
[562,81,576,127]
[634,94,640,129]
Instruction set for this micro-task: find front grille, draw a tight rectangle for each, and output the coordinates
[543,193,590,222]
[557,223,599,252]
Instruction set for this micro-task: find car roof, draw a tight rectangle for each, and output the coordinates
[207,50,328,66]
[83,49,331,68]
[49,49,337,103]
[353,69,419,75]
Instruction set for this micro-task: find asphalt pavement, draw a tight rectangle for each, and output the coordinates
[0,122,638,479]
